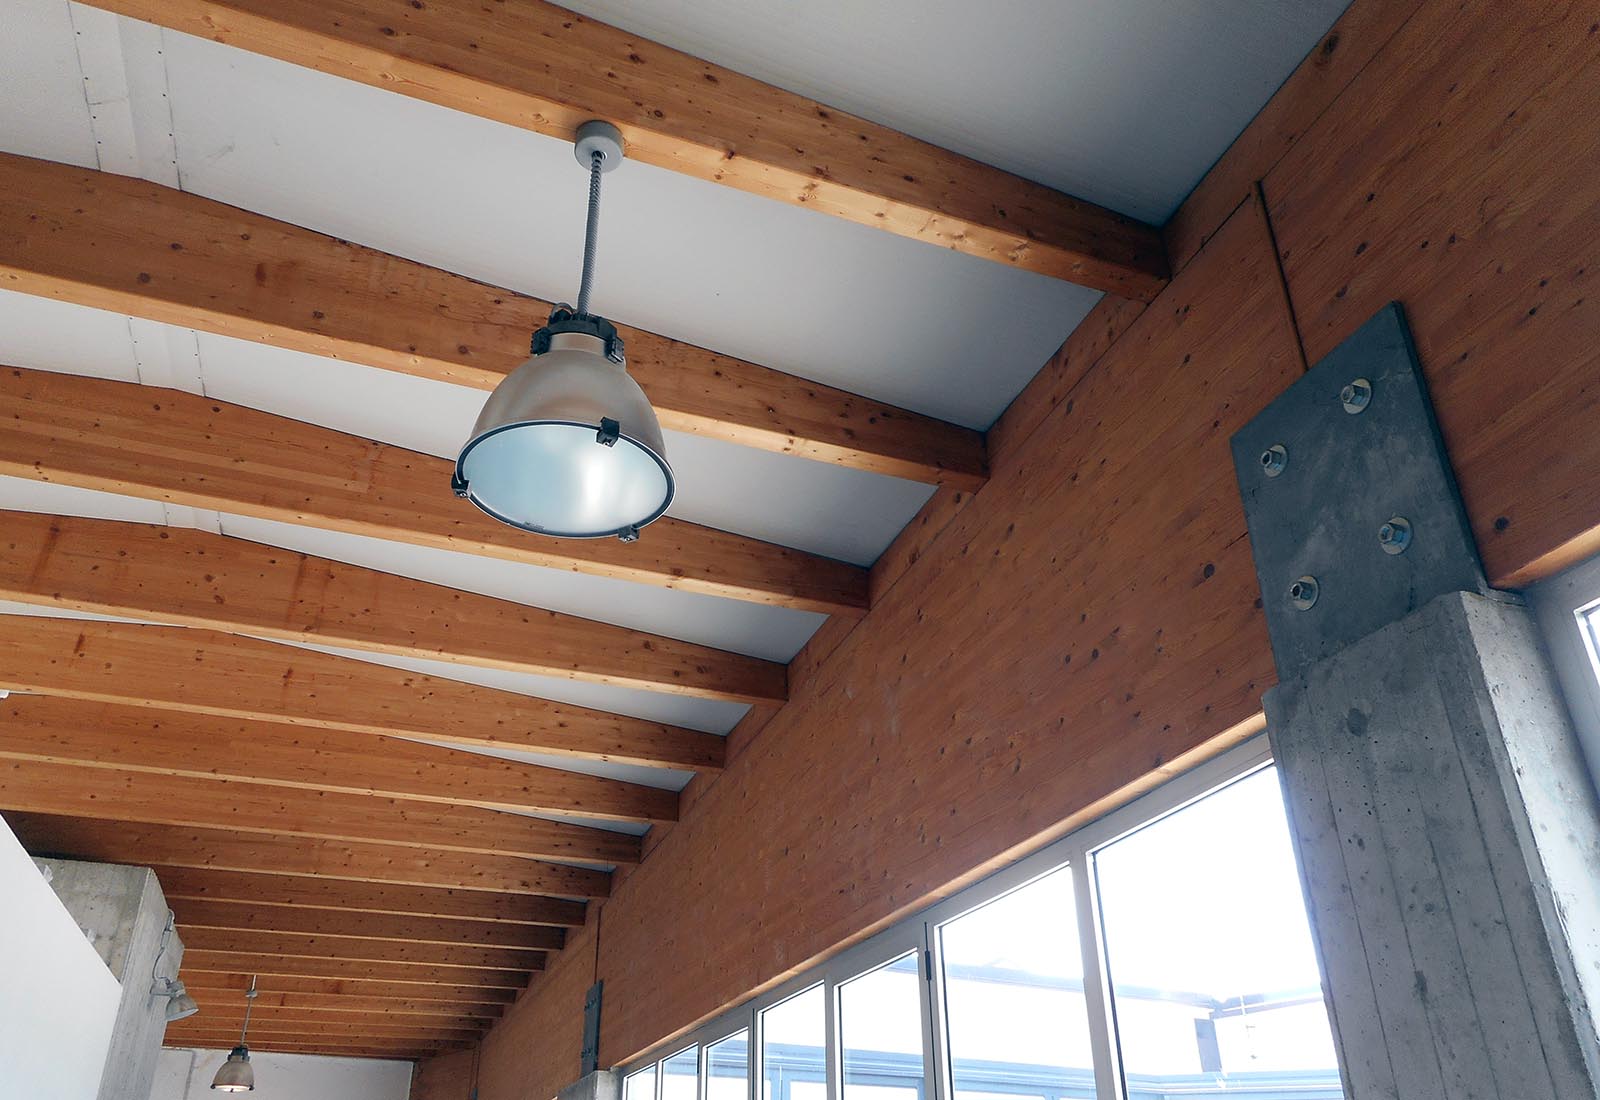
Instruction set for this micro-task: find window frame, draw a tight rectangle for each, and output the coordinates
[619,735,1284,1100]
[1529,550,1600,793]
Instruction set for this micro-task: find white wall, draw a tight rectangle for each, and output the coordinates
[154,1048,413,1100]
[0,814,122,1100]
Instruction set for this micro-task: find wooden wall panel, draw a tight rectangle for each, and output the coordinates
[1264,0,1600,585]
[588,198,1299,1063]
[477,914,600,1100]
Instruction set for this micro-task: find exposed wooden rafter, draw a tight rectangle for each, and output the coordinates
[181,949,534,988]
[0,757,623,866]
[0,695,667,832]
[0,510,785,705]
[0,154,989,488]
[78,0,1169,297]
[177,986,506,1018]
[170,898,562,949]
[153,865,589,927]
[4,812,612,897]
[182,970,520,1006]
[0,365,867,616]
[0,615,721,784]
[180,927,548,971]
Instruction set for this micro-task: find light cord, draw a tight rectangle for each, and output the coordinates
[575,149,605,315]
[239,975,257,1046]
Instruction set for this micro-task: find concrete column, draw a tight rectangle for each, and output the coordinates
[35,859,184,1100]
[1267,591,1600,1099]
[558,1069,621,1100]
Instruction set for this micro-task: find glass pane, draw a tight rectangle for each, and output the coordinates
[839,953,925,1100]
[624,1065,657,1100]
[1093,766,1343,1097]
[938,865,1096,1100]
[707,1030,749,1100]
[662,1047,698,1100]
[761,985,825,1100]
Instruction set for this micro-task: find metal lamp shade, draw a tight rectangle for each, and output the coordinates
[455,331,674,538]
[165,989,200,1022]
[210,1047,254,1092]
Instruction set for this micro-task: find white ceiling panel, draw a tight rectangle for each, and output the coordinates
[214,514,825,663]
[0,474,169,525]
[0,0,97,168]
[278,639,749,736]
[158,29,1100,431]
[0,288,141,381]
[562,0,1349,224]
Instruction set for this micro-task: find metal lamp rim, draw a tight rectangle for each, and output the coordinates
[454,417,676,539]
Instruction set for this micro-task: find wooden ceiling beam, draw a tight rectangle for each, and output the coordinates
[179,927,544,971]
[179,986,504,1019]
[172,1012,487,1038]
[0,510,784,705]
[0,366,865,617]
[4,812,611,897]
[0,154,988,488]
[79,0,1167,297]
[165,1031,466,1055]
[180,970,518,1005]
[0,696,659,840]
[0,756,628,868]
[155,866,587,927]
[173,898,563,952]
[0,614,718,785]
[181,949,532,988]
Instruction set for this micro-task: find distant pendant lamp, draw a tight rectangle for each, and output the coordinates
[454,121,674,542]
[210,977,258,1092]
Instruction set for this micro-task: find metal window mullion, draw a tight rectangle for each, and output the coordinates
[824,975,841,1100]
[919,922,946,1100]
[1072,853,1122,1100]
[750,1004,763,1100]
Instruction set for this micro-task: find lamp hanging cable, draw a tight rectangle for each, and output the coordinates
[576,149,605,316]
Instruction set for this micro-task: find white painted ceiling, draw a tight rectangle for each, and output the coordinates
[0,0,1346,818]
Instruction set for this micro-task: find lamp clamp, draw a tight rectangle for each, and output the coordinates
[531,306,626,364]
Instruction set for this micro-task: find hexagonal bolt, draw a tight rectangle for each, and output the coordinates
[1378,515,1412,555]
[1288,575,1320,611]
[1259,444,1288,478]
[1340,377,1373,414]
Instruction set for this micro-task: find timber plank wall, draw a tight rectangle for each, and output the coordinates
[417,2,1600,1096]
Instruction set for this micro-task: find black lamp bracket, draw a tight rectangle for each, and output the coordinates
[532,306,626,364]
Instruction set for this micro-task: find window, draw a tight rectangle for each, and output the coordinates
[706,1031,749,1100]
[761,985,825,1100]
[839,953,924,1100]
[938,865,1095,1100]
[1093,766,1339,1095]
[662,1047,699,1100]
[1530,552,1600,794]
[624,1065,657,1100]
[621,738,1344,1100]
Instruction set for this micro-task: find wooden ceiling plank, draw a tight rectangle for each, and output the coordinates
[181,971,516,1006]
[172,1010,486,1036]
[0,510,784,705]
[0,614,717,787]
[173,898,564,952]
[0,756,628,868]
[165,1031,465,1054]
[4,812,611,898]
[154,866,587,927]
[0,696,658,844]
[75,0,1167,297]
[181,949,533,988]
[0,367,866,618]
[178,986,504,1019]
[180,927,544,971]
[0,155,987,488]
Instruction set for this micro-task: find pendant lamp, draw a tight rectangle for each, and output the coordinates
[454,121,674,541]
[210,977,258,1092]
